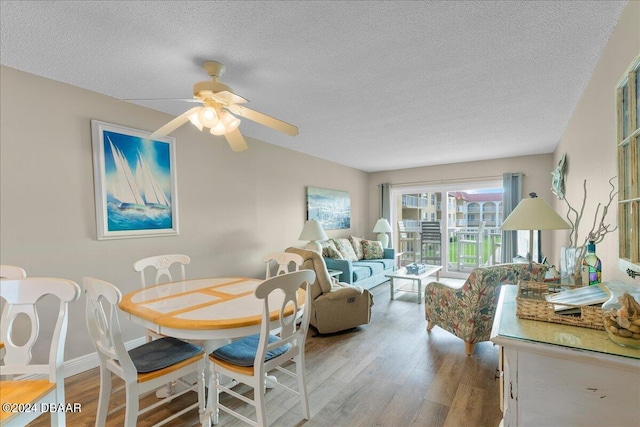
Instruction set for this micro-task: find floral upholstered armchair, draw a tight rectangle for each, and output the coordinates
[425,263,547,355]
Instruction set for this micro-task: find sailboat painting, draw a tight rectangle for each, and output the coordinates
[91,120,179,239]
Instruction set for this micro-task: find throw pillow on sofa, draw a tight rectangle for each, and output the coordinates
[321,240,343,259]
[333,238,359,262]
[321,241,330,257]
[362,239,384,260]
[349,236,365,260]
[327,245,344,259]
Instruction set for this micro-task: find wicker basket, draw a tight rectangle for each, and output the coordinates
[516,281,605,330]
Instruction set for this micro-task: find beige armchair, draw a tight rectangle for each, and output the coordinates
[286,247,373,334]
[425,263,547,355]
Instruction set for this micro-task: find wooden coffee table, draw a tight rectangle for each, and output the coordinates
[385,265,442,303]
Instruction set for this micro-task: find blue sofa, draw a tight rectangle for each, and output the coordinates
[324,248,396,290]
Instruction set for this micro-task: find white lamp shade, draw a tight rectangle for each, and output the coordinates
[372,218,392,233]
[501,195,571,231]
[372,218,392,248]
[299,219,328,242]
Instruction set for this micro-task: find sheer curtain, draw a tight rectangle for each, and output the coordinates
[501,173,522,263]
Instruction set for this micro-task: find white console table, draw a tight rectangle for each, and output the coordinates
[491,285,640,427]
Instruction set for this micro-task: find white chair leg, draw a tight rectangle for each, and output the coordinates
[124,382,139,427]
[95,366,111,427]
[52,405,64,427]
[52,383,65,427]
[211,372,220,426]
[197,360,206,427]
[295,357,310,420]
[254,381,267,427]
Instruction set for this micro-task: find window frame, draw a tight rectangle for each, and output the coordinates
[616,54,640,275]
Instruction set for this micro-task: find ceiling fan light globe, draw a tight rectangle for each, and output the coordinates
[187,112,204,131]
[197,107,219,128]
[209,121,226,136]
[220,110,241,133]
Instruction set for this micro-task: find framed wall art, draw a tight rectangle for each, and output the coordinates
[306,186,351,229]
[91,120,179,240]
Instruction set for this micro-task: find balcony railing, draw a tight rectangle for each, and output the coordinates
[398,221,502,272]
[402,195,428,208]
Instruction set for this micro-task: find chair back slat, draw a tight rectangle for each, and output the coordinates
[264,252,304,279]
[133,254,190,288]
[2,303,39,366]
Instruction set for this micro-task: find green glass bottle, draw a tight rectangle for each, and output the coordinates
[581,241,602,286]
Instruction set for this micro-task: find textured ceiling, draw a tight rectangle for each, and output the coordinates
[0,1,626,172]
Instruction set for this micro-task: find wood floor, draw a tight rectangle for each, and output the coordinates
[27,280,503,427]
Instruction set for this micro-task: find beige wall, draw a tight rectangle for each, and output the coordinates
[0,66,369,361]
[368,154,556,258]
[552,1,640,282]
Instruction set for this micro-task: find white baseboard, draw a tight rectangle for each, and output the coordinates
[15,336,147,381]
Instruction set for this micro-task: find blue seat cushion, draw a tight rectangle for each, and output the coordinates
[353,261,384,275]
[211,334,291,367]
[129,337,203,374]
[352,266,372,282]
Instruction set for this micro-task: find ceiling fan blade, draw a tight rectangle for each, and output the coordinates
[149,106,202,138]
[123,98,202,103]
[228,105,298,136]
[211,90,248,105]
[224,129,248,152]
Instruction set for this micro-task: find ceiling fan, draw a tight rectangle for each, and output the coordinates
[146,61,298,152]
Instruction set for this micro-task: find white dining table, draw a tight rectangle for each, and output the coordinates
[119,276,306,425]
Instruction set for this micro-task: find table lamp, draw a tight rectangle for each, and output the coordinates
[372,218,393,248]
[501,192,571,269]
[299,219,328,253]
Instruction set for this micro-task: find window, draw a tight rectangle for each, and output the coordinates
[616,54,640,273]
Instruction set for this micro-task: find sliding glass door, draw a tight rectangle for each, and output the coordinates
[390,180,503,279]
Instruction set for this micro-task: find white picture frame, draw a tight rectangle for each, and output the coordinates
[91,120,179,240]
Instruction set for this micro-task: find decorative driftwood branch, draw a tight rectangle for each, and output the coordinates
[562,177,618,278]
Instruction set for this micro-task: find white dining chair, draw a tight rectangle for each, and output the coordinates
[133,254,199,398]
[0,277,81,427]
[133,253,190,288]
[82,277,206,427]
[263,252,304,279]
[208,269,316,427]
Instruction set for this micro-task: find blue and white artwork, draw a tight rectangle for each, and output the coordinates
[307,187,351,230]
[92,121,178,239]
